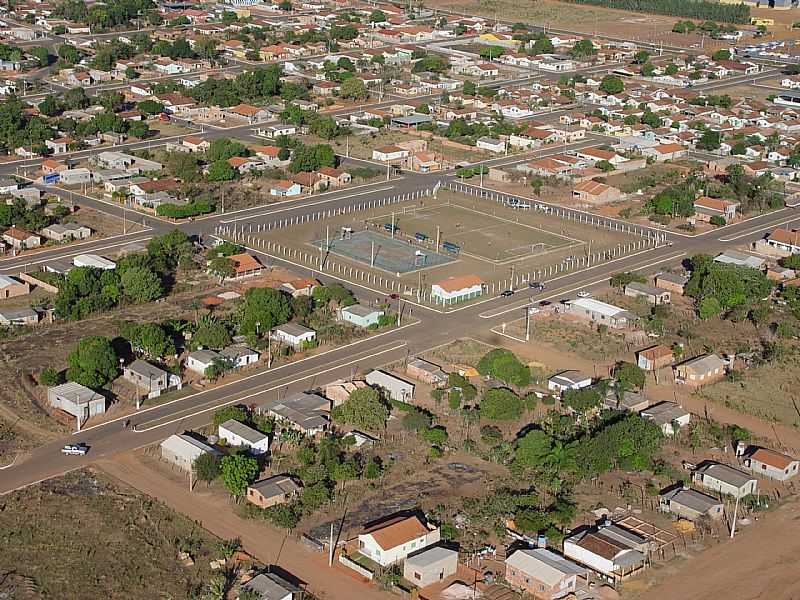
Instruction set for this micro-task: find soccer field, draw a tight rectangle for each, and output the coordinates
[369,203,580,263]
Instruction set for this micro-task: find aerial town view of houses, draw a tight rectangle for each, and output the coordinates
[4,0,800,598]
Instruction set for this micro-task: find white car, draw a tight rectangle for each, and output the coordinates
[577,291,592,298]
[61,443,88,456]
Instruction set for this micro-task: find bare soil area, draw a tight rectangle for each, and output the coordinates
[0,468,221,600]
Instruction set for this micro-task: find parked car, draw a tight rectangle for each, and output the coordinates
[61,443,88,456]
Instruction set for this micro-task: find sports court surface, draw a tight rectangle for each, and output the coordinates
[312,229,455,273]
[367,203,580,263]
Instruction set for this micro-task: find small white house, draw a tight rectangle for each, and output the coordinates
[547,370,592,395]
[272,323,316,348]
[73,254,116,270]
[218,419,270,455]
[743,447,799,482]
[186,349,220,375]
[640,401,690,436]
[476,136,506,154]
[160,433,221,471]
[340,304,384,328]
[358,515,440,566]
[692,461,758,499]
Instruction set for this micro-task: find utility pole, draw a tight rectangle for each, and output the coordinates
[391,211,395,239]
[525,305,531,341]
[509,264,515,292]
[267,330,272,368]
[396,296,401,326]
[730,494,740,538]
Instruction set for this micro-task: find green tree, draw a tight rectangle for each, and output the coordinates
[38,95,60,117]
[119,321,175,358]
[264,503,299,529]
[340,77,368,100]
[421,426,448,446]
[220,453,260,497]
[369,9,386,21]
[193,452,221,483]
[480,387,524,421]
[193,316,231,349]
[213,405,249,427]
[331,386,389,431]
[238,287,292,337]
[698,296,722,319]
[120,266,163,303]
[57,44,80,64]
[712,49,731,61]
[569,39,596,58]
[561,387,601,413]
[697,129,721,151]
[476,348,530,387]
[39,367,64,387]
[208,256,235,283]
[66,336,118,388]
[462,80,476,96]
[207,160,236,182]
[137,99,165,115]
[633,50,650,64]
[615,362,646,390]
[599,75,624,94]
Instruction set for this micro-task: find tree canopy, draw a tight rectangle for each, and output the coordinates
[67,336,118,388]
[331,387,389,431]
[477,348,530,387]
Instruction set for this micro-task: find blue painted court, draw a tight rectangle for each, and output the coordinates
[312,230,454,273]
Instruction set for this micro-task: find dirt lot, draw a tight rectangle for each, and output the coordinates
[426,0,764,50]
[0,469,221,600]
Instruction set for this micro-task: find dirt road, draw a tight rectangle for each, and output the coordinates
[97,454,393,600]
[631,498,800,600]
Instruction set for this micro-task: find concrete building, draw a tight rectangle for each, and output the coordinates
[357,515,440,567]
[659,485,724,521]
[257,392,330,436]
[674,354,726,386]
[636,345,673,371]
[640,401,691,436]
[47,381,105,429]
[340,304,384,328]
[365,369,415,402]
[218,419,270,455]
[431,274,483,305]
[0,307,40,326]
[547,370,592,395]
[505,548,586,600]
[239,572,303,600]
[403,546,459,588]
[40,223,92,242]
[714,250,765,270]
[246,475,302,509]
[73,254,116,270]
[692,461,758,499]
[2,227,40,250]
[565,298,634,329]
[624,282,671,305]
[563,525,646,583]
[654,272,688,295]
[160,433,221,472]
[272,323,316,348]
[186,349,220,375]
[405,358,447,386]
[122,359,181,397]
[0,274,30,299]
[743,447,799,481]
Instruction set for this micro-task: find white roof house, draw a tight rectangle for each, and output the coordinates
[566,298,634,329]
[713,250,765,270]
[365,369,415,402]
[218,419,270,455]
[272,323,316,348]
[547,370,592,394]
[160,433,221,471]
[72,254,117,270]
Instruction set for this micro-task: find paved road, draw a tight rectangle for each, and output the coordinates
[1,187,799,495]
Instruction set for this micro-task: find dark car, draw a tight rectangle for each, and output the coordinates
[528,281,545,291]
[500,290,515,297]
[538,300,551,307]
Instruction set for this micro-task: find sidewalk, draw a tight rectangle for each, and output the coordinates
[97,453,391,600]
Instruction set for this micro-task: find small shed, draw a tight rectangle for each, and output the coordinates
[403,546,458,588]
[406,358,447,386]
